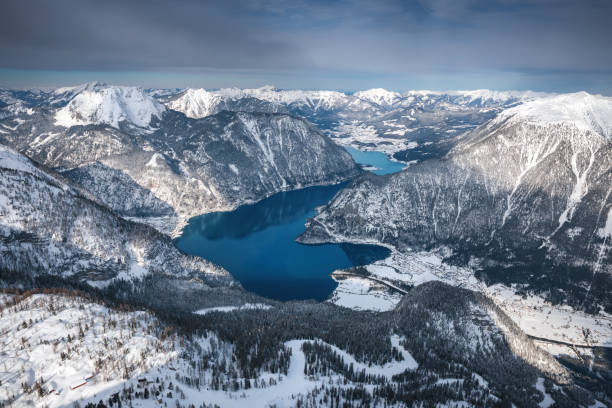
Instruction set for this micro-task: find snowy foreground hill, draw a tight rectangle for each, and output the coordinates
[2,283,604,408]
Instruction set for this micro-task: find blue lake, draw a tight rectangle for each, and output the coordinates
[344,146,405,175]
[174,148,401,301]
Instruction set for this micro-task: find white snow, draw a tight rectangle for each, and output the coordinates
[194,303,272,315]
[0,144,38,174]
[0,144,64,188]
[494,92,612,138]
[55,85,165,128]
[166,88,223,118]
[598,208,612,238]
[314,335,418,378]
[92,260,150,288]
[0,294,178,408]
[175,336,415,407]
[145,153,166,168]
[535,377,555,408]
[485,284,612,347]
[332,121,407,155]
[354,88,402,106]
[328,275,403,312]
[229,163,240,175]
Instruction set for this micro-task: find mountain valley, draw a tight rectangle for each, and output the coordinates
[0,83,611,408]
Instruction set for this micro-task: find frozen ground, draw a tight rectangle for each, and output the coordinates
[331,122,409,156]
[328,275,403,312]
[0,293,419,408]
[194,303,273,315]
[328,249,612,349]
[0,294,177,407]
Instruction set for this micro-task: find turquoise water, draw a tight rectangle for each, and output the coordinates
[175,148,401,301]
[175,183,390,301]
[344,146,405,175]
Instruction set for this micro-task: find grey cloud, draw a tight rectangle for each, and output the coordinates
[0,0,610,86]
[0,0,306,70]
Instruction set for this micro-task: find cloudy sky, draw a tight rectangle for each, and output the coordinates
[1,0,611,93]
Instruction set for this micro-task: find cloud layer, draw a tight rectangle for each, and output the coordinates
[1,0,610,91]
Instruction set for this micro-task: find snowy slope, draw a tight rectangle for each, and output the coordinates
[55,85,165,128]
[491,92,612,138]
[0,142,230,285]
[0,143,57,181]
[300,91,612,312]
[0,293,179,407]
[354,88,402,106]
[166,88,224,118]
[163,85,549,160]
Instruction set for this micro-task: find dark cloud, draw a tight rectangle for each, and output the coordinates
[0,0,610,91]
[0,0,305,70]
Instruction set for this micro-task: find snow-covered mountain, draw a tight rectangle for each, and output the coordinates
[55,84,166,128]
[299,92,612,312]
[2,83,548,166]
[0,142,231,286]
[487,91,612,138]
[2,280,595,408]
[354,88,402,106]
[163,85,549,161]
[0,83,359,235]
[166,88,287,118]
[214,85,350,112]
[166,88,226,118]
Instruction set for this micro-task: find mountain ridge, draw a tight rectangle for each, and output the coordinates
[299,91,612,312]
[0,84,360,235]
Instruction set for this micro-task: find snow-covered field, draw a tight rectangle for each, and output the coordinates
[331,121,409,156]
[328,275,403,312]
[172,336,417,408]
[194,303,273,315]
[485,284,612,347]
[328,249,612,349]
[0,293,177,407]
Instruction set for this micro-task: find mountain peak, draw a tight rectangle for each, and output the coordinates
[166,88,222,118]
[54,85,166,128]
[256,85,278,92]
[354,88,401,106]
[496,91,612,138]
[53,81,108,96]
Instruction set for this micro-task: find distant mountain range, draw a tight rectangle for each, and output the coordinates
[161,85,549,161]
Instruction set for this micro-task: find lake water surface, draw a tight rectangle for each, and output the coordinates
[344,146,405,175]
[174,148,401,301]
